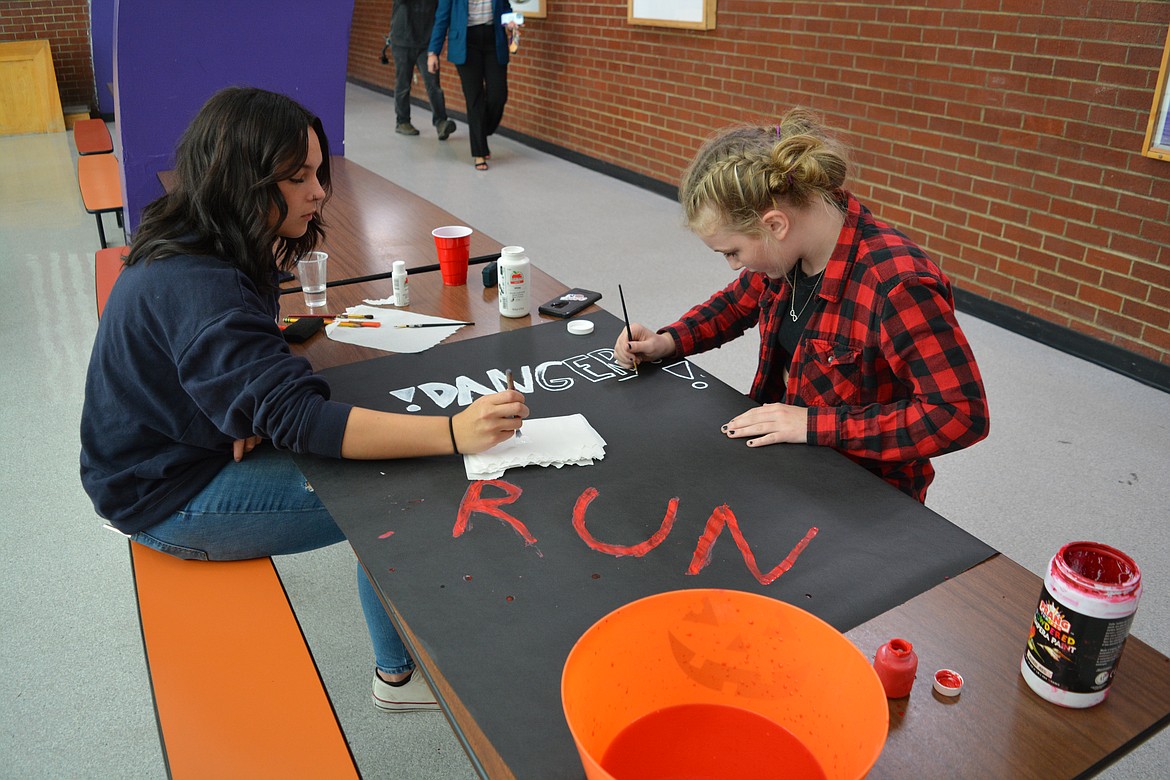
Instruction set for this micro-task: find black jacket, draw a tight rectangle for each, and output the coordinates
[390,0,439,48]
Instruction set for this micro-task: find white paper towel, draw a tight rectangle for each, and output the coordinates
[464,414,607,480]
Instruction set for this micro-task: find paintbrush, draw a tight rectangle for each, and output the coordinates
[506,369,523,439]
[618,284,638,375]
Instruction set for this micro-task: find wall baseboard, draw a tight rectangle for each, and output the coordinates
[348,77,1170,395]
[951,289,1170,393]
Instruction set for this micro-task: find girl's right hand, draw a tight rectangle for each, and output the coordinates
[451,390,527,454]
[614,323,676,368]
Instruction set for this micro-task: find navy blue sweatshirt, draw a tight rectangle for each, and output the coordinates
[80,254,352,534]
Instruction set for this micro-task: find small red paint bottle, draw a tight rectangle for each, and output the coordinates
[874,638,918,698]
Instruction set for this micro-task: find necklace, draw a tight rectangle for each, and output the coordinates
[788,265,825,322]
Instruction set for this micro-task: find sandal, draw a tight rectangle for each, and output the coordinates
[474,158,489,171]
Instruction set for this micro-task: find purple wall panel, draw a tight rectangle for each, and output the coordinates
[91,0,115,116]
[112,0,354,234]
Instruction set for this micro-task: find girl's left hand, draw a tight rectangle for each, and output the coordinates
[721,403,808,447]
[233,435,263,462]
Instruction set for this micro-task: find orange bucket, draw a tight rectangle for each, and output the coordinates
[561,589,887,780]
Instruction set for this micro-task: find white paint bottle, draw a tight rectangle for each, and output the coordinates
[392,260,410,306]
[1020,541,1142,708]
[497,246,530,318]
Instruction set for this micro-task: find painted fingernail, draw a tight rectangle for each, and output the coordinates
[721,424,728,432]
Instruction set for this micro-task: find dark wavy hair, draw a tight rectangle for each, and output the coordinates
[125,87,332,293]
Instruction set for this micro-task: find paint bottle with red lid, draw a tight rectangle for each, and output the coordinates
[1021,541,1142,708]
[873,638,918,698]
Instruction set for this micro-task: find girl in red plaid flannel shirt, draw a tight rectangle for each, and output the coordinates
[615,109,989,502]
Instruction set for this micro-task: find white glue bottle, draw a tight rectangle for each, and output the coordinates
[497,246,530,318]
[392,260,410,306]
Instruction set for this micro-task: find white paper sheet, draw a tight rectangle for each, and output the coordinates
[463,414,607,480]
[324,304,471,353]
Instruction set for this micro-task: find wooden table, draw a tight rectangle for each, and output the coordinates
[160,155,500,283]
[849,554,1170,779]
[310,156,501,281]
[277,158,567,369]
[301,332,1170,780]
[270,159,1170,779]
[163,157,555,368]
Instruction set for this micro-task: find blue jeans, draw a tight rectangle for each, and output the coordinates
[130,444,414,676]
[392,44,448,126]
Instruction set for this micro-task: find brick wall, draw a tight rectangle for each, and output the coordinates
[351,1,1170,369]
[1,0,95,111]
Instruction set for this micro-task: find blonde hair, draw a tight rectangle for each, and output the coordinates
[679,108,848,237]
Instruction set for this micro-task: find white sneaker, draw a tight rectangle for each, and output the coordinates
[371,670,441,712]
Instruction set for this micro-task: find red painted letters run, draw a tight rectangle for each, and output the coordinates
[454,479,817,585]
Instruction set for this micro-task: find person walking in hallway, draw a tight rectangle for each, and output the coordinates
[427,0,515,170]
[390,0,457,139]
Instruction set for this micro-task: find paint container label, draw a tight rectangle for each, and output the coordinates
[1024,585,1135,693]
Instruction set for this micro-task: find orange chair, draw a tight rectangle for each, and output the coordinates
[78,154,124,248]
[94,246,127,318]
[96,262,359,779]
[130,546,359,778]
[73,118,114,155]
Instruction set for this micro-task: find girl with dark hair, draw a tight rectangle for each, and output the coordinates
[615,108,988,503]
[126,87,333,290]
[81,87,526,711]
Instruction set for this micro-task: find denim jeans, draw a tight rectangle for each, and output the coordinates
[392,44,448,126]
[129,444,415,676]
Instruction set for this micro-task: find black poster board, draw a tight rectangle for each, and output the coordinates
[297,312,994,778]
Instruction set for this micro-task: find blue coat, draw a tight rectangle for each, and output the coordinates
[428,0,513,66]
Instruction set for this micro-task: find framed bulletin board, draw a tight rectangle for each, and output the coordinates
[628,0,716,30]
[1143,25,1170,161]
[509,0,545,19]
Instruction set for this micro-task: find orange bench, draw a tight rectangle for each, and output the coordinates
[129,546,359,778]
[96,265,359,779]
[78,154,124,248]
[74,118,113,155]
[94,245,126,317]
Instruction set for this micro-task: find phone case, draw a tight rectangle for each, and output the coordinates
[538,288,602,318]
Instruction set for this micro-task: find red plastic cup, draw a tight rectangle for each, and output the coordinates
[432,226,473,286]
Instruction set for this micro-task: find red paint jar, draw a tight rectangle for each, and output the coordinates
[1021,541,1142,708]
[873,638,918,698]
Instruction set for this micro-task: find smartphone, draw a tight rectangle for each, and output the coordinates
[538,288,602,318]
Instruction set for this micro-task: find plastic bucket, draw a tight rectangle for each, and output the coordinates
[561,589,887,780]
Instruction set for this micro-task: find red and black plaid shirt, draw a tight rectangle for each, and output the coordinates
[662,192,989,502]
